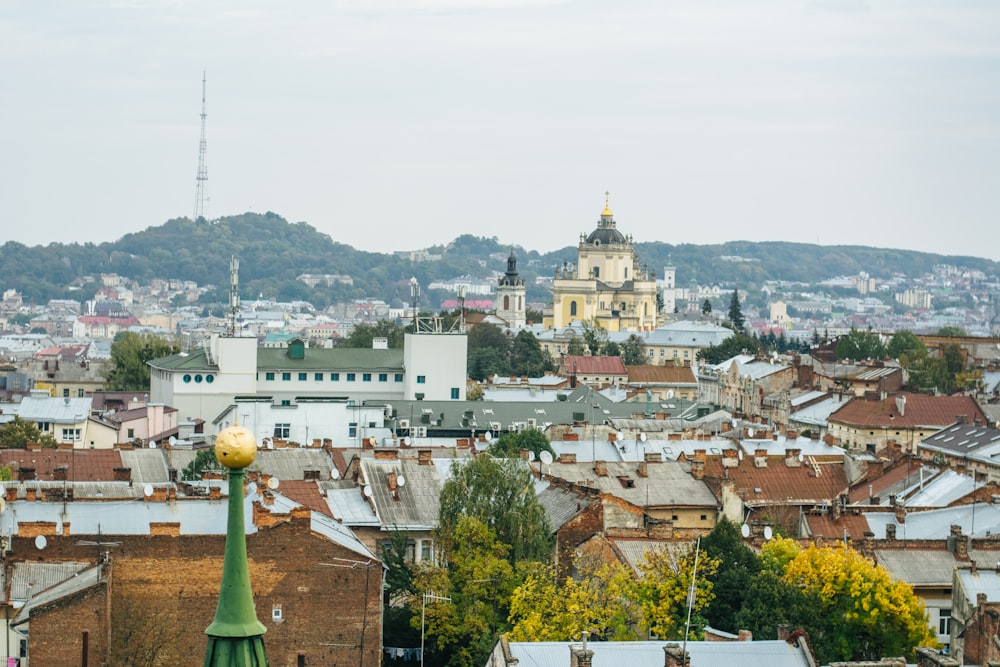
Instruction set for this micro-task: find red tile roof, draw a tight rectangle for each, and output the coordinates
[703,456,850,504]
[560,356,627,376]
[803,512,873,541]
[277,480,332,517]
[829,393,986,429]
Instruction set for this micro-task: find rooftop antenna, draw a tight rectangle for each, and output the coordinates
[194,71,209,220]
[227,255,240,337]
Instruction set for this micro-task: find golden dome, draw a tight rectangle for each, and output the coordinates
[601,190,612,217]
[215,425,258,469]
[601,206,613,217]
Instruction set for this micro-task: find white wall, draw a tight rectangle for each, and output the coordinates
[403,333,468,401]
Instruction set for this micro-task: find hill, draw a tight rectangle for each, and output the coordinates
[1,212,996,307]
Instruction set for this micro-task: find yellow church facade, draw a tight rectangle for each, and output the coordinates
[545,198,659,332]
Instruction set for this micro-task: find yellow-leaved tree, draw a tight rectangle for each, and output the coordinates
[634,544,720,640]
[782,543,936,662]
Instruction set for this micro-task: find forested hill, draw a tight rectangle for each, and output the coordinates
[1,212,997,306]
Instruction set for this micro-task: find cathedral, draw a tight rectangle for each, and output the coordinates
[546,195,659,331]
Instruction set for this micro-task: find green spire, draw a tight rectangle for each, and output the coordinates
[204,466,269,666]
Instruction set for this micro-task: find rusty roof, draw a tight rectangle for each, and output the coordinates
[829,392,986,429]
[703,456,850,504]
[626,365,697,385]
[0,449,125,482]
[559,355,627,376]
[276,479,333,517]
[803,511,873,541]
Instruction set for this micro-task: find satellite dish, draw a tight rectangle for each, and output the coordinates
[639,433,647,442]
[747,428,754,438]
[617,431,625,441]
[149,440,157,449]
[740,523,750,538]
[400,437,409,447]
[738,449,744,460]
[0,485,6,498]
[397,475,406,487]
[528,451,536,461]
[666,390,674,399]
[246,482,258,496]
[267,477,280,490]
[363,485,373,498]
[168,436,177,446]
[539,451,554,466]
[35,535,47,550]
[484,431,493,442]
[764,526,773,540]
[143,484,154,498]
[798,452,804,462]
[331,468,341,480]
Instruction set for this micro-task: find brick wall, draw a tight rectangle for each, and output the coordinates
[11,515,383,667]
[23,581,109,667]
[555,500,603,580]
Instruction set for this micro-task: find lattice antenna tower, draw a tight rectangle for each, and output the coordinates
[194,71,209,220]
[227,255,240,337]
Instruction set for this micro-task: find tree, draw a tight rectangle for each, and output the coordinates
[105,331,180,391]
[509,559,640,642]
[0,416,57,449]
[487,430,555,460]
[603,341,622,357]
[621,336,647,366]
[581,319,609,356]
[566,335,587,356]
[466,324,512,381]
[783,543,935,663]
[701,519,761,633]
[634,543,720,640]
[727,290,745,331]
[180,446,222,480]
[438,455,552,565]
[937,326,968,338]
[110,590,185,667]
[835,328,886,361]
[697,333,759,365]
[701,299,712,315]
[342,320,406,349]
[887,330,925,360]
[510,330,555,377]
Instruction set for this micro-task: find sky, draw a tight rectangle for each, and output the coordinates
[2,0,999,260]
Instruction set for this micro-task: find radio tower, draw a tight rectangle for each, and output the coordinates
[194,71,208,220]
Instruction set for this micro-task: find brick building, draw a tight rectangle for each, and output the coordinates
[6,492,382,667]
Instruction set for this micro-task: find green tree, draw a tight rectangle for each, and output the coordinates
[937,326,968,338]
[566,335,587,356]
[701,519,761,633]
[105,331,180,391]
[887,330,925,360]
[621,336,647,366]
[835,328,886,361]
[466,324,512,381]
[0,416,58,449]
[701,299,712,315]
[438,455,552,565]
[487,430,555,460]
[510,330,555,377]
[697,333,759,365]
[180,446,221,480]
[727,290,745,331]
[342,320,406,349]
[581,319,609,356]
[603,341,622,357]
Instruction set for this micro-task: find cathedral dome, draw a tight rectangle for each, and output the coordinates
[586,226,627,245]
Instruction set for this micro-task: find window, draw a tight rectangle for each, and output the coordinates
[183,374,192,383]
[194,374,203,383]
[272,604,283,622]
[265,372,275,381]
[77,389,85,397]
[206,374,214,383]
[349,422,357,437]
[939,608,951,635]
[63,388,69,397]
[451,388,459,399]
[700,514,707,521]
[363,373,372,382]
[347,373,356,382]
[331,372,340,381]
[61,428,81,442]
[379,373,388,382]
[127,428,135,439]
[315,373,323,381]
[570,301,578,316]
[298,372,307,381]
[394,373,403,382]
[282,372,291,381]
[417,375,426,384]
[274,423,290,438]
[420,540,433,562]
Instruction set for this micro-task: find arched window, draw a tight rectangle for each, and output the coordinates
[593,267,600,279]
[503,295,510,310]
[570,301,578,317]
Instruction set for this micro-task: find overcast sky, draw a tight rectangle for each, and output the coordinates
[2,1,998,260]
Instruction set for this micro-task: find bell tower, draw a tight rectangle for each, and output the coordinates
[496,249,526,328]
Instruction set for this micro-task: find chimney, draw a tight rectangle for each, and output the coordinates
[113,467,132,483]
[637,461,648,478]
[971,559,978,575]
[570,642,594,667]
[776,624,790,641]
[53,466,68,481]
[418,449,432,465]
[754,449,768,468]
[693,449,706,462]
[977,592,987,608]
[784,449,802,467]
[721,449,739,468]
[737,630,752,642]
[956,531,969,560]
[209,485,222,501]
[387,471,398,492]
[559,453,577,464]
[862,531,875,559]
[663,643,690,667]
[690,459,705,480]
[886,524,896,540]
[894,500,906,524]
[594,461,608,477]
[645,452,663,463]
[786,429,799,440]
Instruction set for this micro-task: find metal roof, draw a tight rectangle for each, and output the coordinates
[537,485,592,531]
[9,561,92,603]
[360,458,443,530]
[12,563,105,626]
[543,460,718,508]
[498,639,814,667]
[324,485,380,526]
[119,449,172,484]
[865,503,1000,540]
[13,395,92,423]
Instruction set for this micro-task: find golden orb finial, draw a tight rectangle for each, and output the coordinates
[215,424,258,469]
[601,190,612,217]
